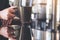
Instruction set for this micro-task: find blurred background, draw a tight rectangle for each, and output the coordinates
[8,0,60,40]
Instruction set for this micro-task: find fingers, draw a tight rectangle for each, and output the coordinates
[8,6,17,13]
[0,6,17,20]
[7,6,16,20]
[8,6,17,19]
[9,38,16,40]
[1,27,16,38]
[8,13,15,19]
[0,27,9,38]
[7,27,16,39]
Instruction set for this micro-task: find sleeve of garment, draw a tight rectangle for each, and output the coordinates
[0,0,10,40]
[0,0,10,26]
[4,0,10,8]
[0,35,8,40]
[0,0,10,11]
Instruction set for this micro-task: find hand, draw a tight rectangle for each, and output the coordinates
[0,27,16,39]
[9,38,16,40]
[0,6,16,20]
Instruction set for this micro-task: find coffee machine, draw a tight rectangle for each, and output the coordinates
[9,0,33,40]
[8,0,60,40]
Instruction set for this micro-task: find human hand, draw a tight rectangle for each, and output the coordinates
[0,27,16,39]
[0,6,17,20]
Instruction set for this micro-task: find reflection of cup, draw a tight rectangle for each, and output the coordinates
[9,25,21,40]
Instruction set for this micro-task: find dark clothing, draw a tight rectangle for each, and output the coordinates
[0,0,9,40]
[0,0,9,11]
